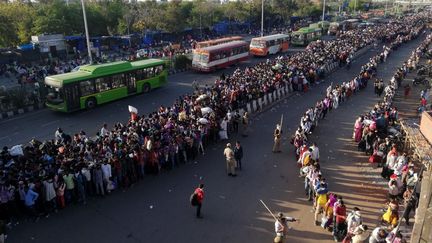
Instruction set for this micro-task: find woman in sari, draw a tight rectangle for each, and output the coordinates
[353,116,364,142]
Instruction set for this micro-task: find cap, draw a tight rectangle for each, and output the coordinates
[226,143,231,147]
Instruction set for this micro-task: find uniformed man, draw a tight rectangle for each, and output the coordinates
[272,124,282,153]
[223,143,236,177]
[242,112,249,137]
[274,212,298,243]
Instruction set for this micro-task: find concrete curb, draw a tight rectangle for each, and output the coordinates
[0,44,373,120]
[0,103,45,120]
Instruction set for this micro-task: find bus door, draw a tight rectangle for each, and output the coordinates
[126,73,137,94]
[64,84,81,110]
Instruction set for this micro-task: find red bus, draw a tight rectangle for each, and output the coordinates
[195,36,243,49]
[192,40,250,72]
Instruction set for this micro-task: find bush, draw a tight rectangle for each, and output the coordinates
[174,55,192,70]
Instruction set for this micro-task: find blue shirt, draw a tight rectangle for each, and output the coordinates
[24,189,39,207]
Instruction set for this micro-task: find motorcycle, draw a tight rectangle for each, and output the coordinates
[413,76,431,88]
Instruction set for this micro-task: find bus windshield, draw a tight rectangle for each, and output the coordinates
[250,39,266,48]
[46,86,64,105]
[193,53,209,63]
[292,33,304,41]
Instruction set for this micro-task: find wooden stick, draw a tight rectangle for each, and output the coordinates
[259,199,278,221]
[280,114,284,132]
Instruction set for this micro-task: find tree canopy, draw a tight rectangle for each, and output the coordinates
[0,0,335,48]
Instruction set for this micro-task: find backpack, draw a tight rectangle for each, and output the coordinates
[190,192,198,206]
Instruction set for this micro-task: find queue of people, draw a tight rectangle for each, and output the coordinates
[353,33,432,242]
[0,13,429,242]
[290,17,429,243]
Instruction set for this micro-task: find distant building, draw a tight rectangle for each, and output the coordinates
[31,34,67,58]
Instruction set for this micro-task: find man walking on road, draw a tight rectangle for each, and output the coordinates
[193,184,204,218]
[234,141,243,170]
[224,143,236,177]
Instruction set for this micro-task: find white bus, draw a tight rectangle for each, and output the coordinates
[249,34,290,56]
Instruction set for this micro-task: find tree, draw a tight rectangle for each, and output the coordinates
[133,1,163,33]
[159,2,188,33]
[97,0,124,35]
[189,0,217,30]
[348,0,368,12]
[293,0,322,18]
[0,15,17,47]
[0,2,35,47]
[271,0,297,24]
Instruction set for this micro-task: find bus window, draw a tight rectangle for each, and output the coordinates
[157,65,164,75]
[250,39,265,48]
[111,74,125,88]
[200,53,209,63]
[95,77,111,92]
[147,67,155,78]
[135,69,144,80]
[80,80,95,96]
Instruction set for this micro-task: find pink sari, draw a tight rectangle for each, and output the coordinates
[354,121,363,142]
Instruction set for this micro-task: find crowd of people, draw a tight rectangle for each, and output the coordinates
[0,12,430,241]
[354,32,431,242]
[290,16,429,243]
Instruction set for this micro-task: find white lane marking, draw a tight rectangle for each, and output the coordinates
[41,120,60,127]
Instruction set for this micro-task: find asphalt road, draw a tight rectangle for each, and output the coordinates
[7,35,427,243]
[0,48,304,147]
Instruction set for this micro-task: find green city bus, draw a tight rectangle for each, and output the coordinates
[290,27,322,46]
[44,59,167,112]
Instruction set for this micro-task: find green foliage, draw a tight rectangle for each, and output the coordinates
[293,0,322,18]
[348,0,368,12]
[0,0,325,48]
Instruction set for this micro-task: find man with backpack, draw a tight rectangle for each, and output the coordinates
[191,184,204,218]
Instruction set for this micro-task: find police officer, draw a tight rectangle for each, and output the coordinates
[274,212,298,243]
[223,143,236,177]
[272,124,282,153]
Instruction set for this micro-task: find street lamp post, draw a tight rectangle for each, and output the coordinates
[261,0,264,37]
[354,0,357,14]
[384,0,388,16]
[200,14,203,40]
[322,0,326,23]
[80,0,92,64]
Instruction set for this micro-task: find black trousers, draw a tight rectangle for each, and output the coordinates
[196,203,202,217]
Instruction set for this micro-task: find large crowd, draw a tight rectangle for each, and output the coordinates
[291,20,430,243]
[0,12,430,241]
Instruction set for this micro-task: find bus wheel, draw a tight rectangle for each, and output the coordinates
[142,83,151,93]
[85,97,97,109]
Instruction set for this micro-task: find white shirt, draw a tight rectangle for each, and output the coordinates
[347,213,362,233]
[101,163,112,180]
[81,168,92,182]
[310,146,320,161]
[274,217,295,236]
[100,127,109,137]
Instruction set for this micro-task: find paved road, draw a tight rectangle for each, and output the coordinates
[7,35,427,243]
[0,48,304,147]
